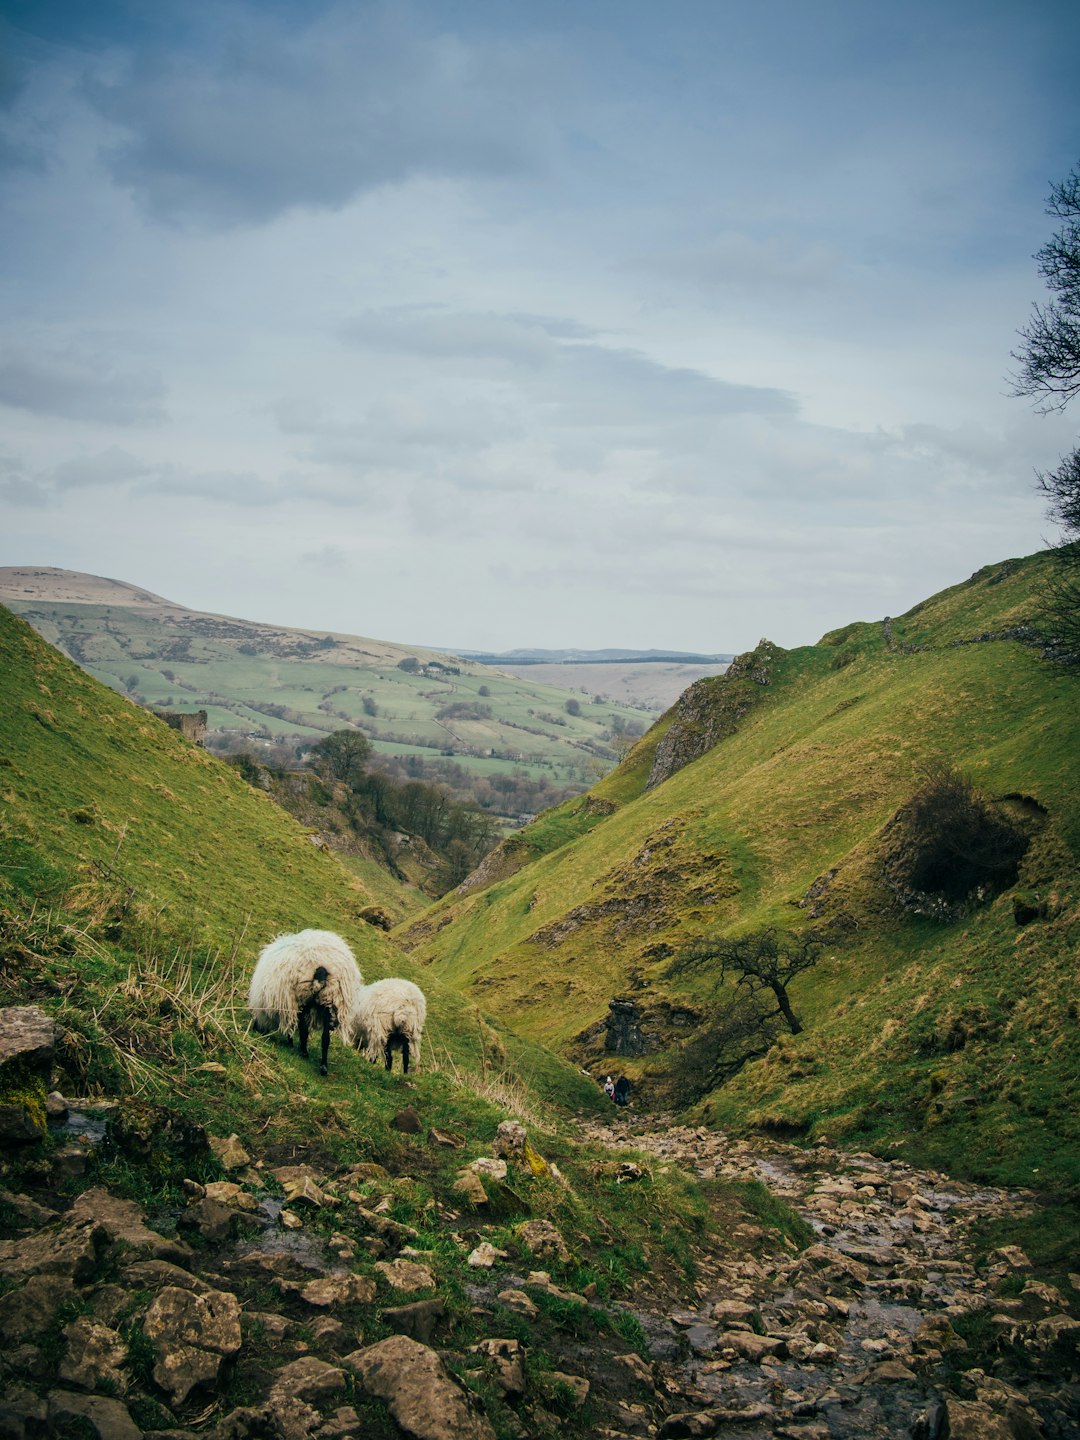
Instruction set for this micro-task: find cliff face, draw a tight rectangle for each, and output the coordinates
[645,640,781,789]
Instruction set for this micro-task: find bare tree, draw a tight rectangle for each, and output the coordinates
[673,928,822,1036]
[1012,162,1080,660]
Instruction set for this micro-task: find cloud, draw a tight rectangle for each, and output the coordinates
[81,6,570,226]
[339,306,797,424]
[0,345,167,424]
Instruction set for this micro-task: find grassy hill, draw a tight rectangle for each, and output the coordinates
[0,568,652,810]
[6,598,821,1437]
[397,552,1080,1193]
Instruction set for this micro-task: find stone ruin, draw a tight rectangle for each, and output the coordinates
[159,709,208,745]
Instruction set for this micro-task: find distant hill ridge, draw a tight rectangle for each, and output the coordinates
[456,646,734,664]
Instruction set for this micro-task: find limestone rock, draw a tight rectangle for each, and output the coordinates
[470,1338,526,1399]
[496,1289,538,1318]
[539,1371,590,1408]
[467,1242,508,1268]
[296,1274,376,1308]
[46,1390,141,1440]
[144,1283,242,1405]
[204,1182,259,1213]
[716,1330,789,1362]
[515,1219,571,1264]
[470,1157,507,1182]
[375,1258,436,1293]
[0,1273,75,1340]
[71,1188,193,1264]
[58,1316,128,1393]
[0,1006,54,1075]
[0,1217,105,1283]
[209,1133,251,1170]
[381,1298,446,1345]
[491,1121,527,1160]
[946,1399,1015,1439]
[344,1333,496,1440]
[452,1170,488,1206]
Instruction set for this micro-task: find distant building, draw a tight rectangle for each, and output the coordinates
[158,709,208,745]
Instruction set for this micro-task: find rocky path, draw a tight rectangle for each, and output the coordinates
[587,1117,1080,1440]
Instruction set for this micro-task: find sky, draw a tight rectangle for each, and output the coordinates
[1,0,1078,653]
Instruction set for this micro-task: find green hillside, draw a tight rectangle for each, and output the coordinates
[3,583,651,806]
[5,599,806,1437]
[398,553,1080,1192]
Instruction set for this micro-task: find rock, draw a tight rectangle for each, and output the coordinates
[45,1091,68,1122]
[282,1175,333,1208]
[391,1107,422,1134]
[467,1243,508,1269]
[946,1399,1015,1439]
[470,1157,508,1182]
[45,1391,141,1440]
[179,1196,238,1243]
[865,1360,918,1382]
[515,1219,571,1264]
[539,1371,590,1408]
[491,1121,527,1160]
[0,1189,55,1227]
[52,1142,92,1179]
[716,1331,788,1363]
[243,1311,291,1341]
[375,1258,436,1293]
[203,1182,259,1213]
[111,1104,208,1166]
[617,1351,654,1386]
[280,1210,302,1230]
[355,1205,418,1250]
[344,1333,496,1440]
[428,1128,465,1149]
[57,1316,128,1393]
[297,1274,376,1308]
[0,1007,53,1075]
[271,1355,347,1401]
[0,1273,75,1340]
[660,1407,774,1438]
[1033,1312,1080,1351]
[0,1217,105,1284]
[452,1170,489,1207]
[71,1188,194,1264]
[496,1289,538,1319]
[209,1133,251,1170]
[143,1284,243,1405]
[469,1338,526,1398]
[382,1299,446,1345]
[122,1260,211,1294]
[710,1299,756,1323]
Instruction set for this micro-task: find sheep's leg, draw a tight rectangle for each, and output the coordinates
[401,1037,410,1074]
[384,1041,393,1071]
[297,1005,311,1060]
[319,1008,331,1076]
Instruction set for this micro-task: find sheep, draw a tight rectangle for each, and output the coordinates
[344,977,427,1074]
[248,929,364,1076]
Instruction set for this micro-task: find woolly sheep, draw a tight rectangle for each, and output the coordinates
[344,977,427,1073]
[248,929,364,1076]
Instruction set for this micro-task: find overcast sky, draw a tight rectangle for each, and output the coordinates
[2,0,1078,653]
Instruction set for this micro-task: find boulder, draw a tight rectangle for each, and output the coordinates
[45,1391,141,1440]
[0,1273,75,1341]
[375,1258,436,1293]
[296,1274,376,1308]
[452,1170,488,1207]
[143,1284,243,1405]
[381,1298,446,1345]
[469,1338,526,1399]
[716,1331,789,1363]
[514,1219,570,1264]
[57,1316,128,1393]
[344,1333,496,1440]
[70,1188,193,1265]
[0,1006,54,1143]
[209,1134,251,1171]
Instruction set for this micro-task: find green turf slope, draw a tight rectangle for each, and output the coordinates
[398,553,1080,1190]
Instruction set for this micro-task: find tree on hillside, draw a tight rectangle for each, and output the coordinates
[311,728,372,787]
[1012,161,1080,659]
[676,927,822,1035]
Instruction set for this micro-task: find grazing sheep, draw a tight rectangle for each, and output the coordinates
[248,929,364,1076]
[345,978,427,1073]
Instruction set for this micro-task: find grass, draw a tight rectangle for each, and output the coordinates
[8,597,652,795]
[400,550,1080,1195]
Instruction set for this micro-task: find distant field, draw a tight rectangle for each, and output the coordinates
[497,660,730,710]
[1,582,657,801]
